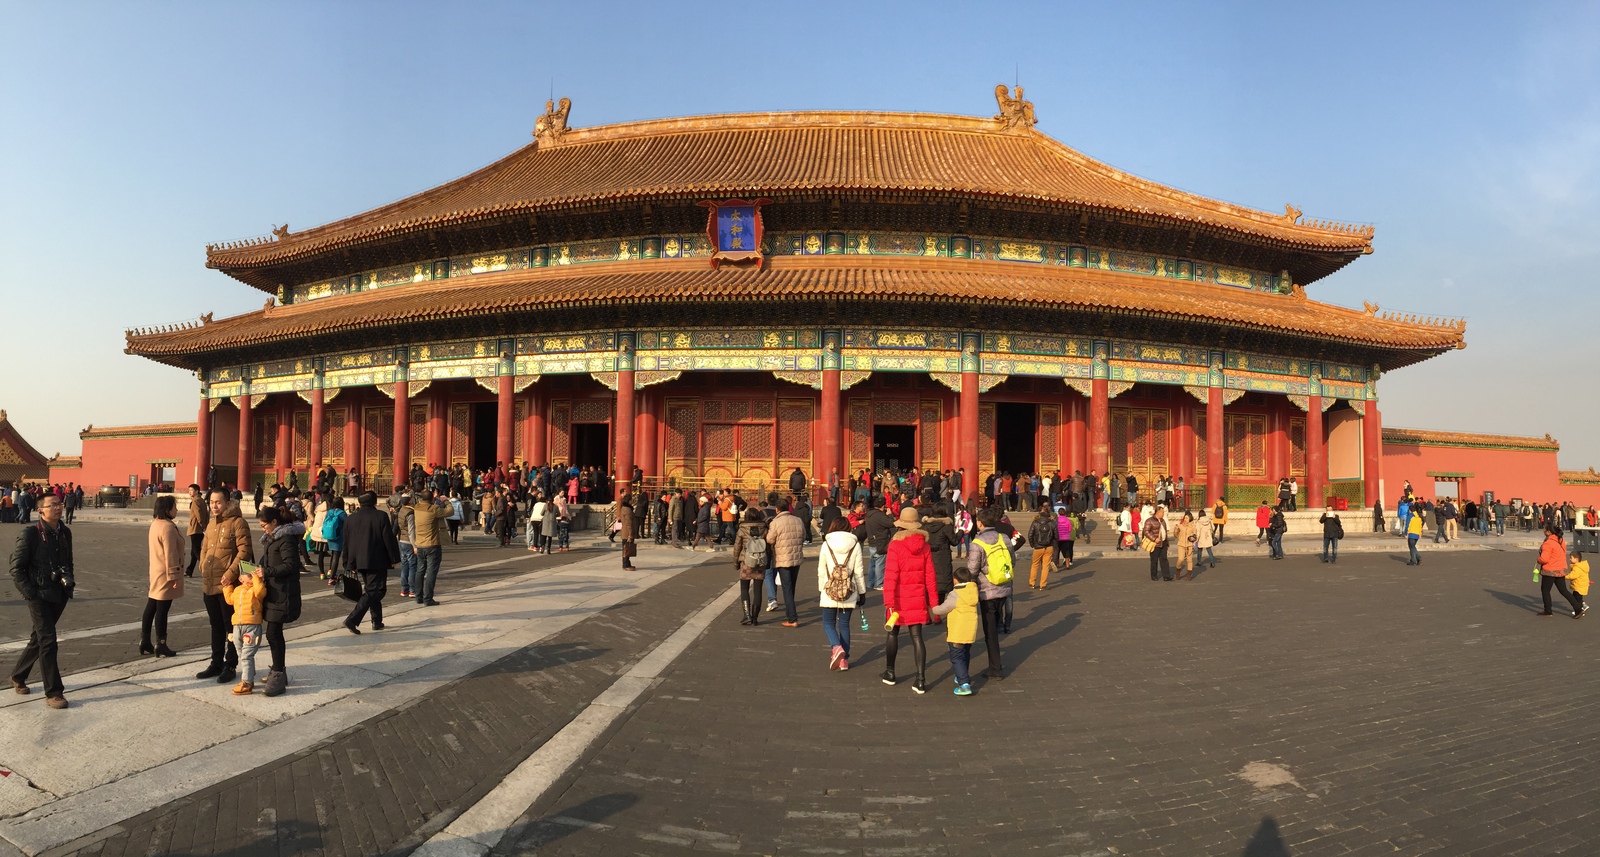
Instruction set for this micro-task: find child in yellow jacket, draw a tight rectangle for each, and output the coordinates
[1570,552,1590,614]
[931,567,981,696]
[222,568,267,695]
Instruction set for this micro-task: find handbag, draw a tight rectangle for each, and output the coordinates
[1139,536,1158,553]
[622,541,638,558]
[336,569,363,603]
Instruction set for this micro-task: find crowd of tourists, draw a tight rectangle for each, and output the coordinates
[11,458,1600,709]
[1,483,84,525]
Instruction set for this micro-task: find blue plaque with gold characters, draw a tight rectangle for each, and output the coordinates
[698,198,772,269]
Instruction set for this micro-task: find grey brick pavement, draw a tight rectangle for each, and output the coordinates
[498,547,1598,856]
[56,555,725,857]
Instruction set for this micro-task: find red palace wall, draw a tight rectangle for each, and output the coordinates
[1382,440,1600,507]
[50,427,197,492]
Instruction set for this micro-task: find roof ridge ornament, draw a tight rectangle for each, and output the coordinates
[993,85,1036,133]
[534,97,573,146]
[1284,204,1303,224]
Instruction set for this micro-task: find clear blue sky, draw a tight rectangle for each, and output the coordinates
[3,1,1597,466]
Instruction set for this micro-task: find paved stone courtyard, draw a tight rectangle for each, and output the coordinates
[0,519,1592,856]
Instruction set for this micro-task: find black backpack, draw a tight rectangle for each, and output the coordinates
[1028,515,1054,548]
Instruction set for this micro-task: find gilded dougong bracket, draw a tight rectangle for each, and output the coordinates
[839,371,872,390]
[772,370,821,390]
[929,373,963,393]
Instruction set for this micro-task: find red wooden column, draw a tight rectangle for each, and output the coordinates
[958,334,980,496]
[1088,340,1110,478]
[1173,398,1194,483]
[1363,398,1382,508]
[1206,388,1225,504]
[344,394,362,489]
[308,382,325,478]
[392,376,409,492]
[636,391,658,478]
[196,392,213,490]
[237,387,253,491]
[275,401,292,485]
[820,331,842,489]
[496,363,514,467]
[1066,395,1086,475]
[427,388,448,469]
[614,334,637,490]
[1268,409,1288,483]
[528,390,548,466]
[1307,394,1326,507]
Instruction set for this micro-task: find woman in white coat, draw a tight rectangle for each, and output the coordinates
[817,516,867,671]
[1116,506,1134,551]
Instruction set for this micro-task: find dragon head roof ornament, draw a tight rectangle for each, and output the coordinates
[994,85,1036,132]
[534,97,572,146]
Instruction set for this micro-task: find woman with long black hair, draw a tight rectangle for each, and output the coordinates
[255,503,304,696]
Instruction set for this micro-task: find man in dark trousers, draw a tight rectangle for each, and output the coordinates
[343,491,401,634]
[10,493,74,708]
[788,466,808,502]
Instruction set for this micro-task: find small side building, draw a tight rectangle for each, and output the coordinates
[48,422,197,494]
[0,410,50,484]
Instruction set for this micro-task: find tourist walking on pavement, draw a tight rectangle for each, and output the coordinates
[1569,550,1591,614]
[1536,527,1585,618]
[1026,503,1058,590]
[1212,497,1228,543]
[186,483,208,577]
[881,507,937,694]
[968,507,1015,680]
[818,517,866,669]
[1405,511,1424,564]
[921,502,958,602]
[931,566,981,696]
[1173,511,1198,580]
[343,492,401,634]
[1195,508,1217,569]
[1255,501,1272,545]
[853,496,896,630]
[732,509,769,627]
[1320,506,1344,563]
[1143,505,1172,581]
[10,493,75,708]
[411,489,449,605]
[141,496,184,658]
[1267,505,1287,560]
[198,489,251,685]
[766,497,806,627]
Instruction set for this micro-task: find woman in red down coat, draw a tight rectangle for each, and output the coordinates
[881,507,938,695]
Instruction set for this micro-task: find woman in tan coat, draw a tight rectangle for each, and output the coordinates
[141,495,185,657]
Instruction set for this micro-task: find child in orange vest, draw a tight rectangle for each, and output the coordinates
[222,567,267,695]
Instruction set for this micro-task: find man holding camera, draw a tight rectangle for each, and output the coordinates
[9,493,74,709]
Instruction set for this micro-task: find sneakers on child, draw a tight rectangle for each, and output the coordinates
[953,683,973,697]
[829,646,845,671]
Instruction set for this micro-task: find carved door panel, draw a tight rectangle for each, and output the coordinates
[1194,412,1207,477]
[737,422,774,489]
[409,405,427,468]
[363,407,394,488]
[1037,404,1060,472]
[1289,417,1307,477]
[847,399,871,475]
[513,399,528,465]
[1110,407,1171,489]
[323,408,347,467]
[449,404,471,467]
[292,412,311,467]
[664,399,700,481]
[549,401,571,462]
[252,414,278,468]
[919,400,941,471]
[777,399,813,484]
[1225,413,1267,477]
[978,403,996,473]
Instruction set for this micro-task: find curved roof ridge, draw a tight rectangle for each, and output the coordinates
[205,106,1377,273]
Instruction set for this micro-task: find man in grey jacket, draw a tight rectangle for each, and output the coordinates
[966,507,1015,680]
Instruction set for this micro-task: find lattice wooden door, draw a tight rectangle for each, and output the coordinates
[664,399,701,481]
[292,412,310,468]
[449,404,471,467]
[1110,407,1171,488]
[363,407,394,488]
[978,403,995,472]
[1037,404,1060,472]
[1225,413,1267,477]
[322,408,347,467]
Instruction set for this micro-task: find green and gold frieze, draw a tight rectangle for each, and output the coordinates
[201,329,1373,401]
[282,228,1287,306]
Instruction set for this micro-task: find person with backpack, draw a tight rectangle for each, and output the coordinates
[881,508,938,694]
[1212,498,1228,543]
[321,498,347,585]
[1319,506,1345,564]
[254,503,303,697]
[732,509,769,627]
[1026,503,1058,590]
[818,517,866,669]
[967,506,1015,680]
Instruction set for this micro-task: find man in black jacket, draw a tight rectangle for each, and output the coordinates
[787,466,808,500]
[343,491,401,634]
[10,494,73,708]
[852,497,896,591]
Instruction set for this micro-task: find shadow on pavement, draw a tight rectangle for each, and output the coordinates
[1242,815,1291,856]
[508,792,641,850]
[1484,588,1543,613]
[1004,609,1083,675]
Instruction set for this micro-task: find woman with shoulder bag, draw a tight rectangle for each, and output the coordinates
[1142,505,1172,581]
[818,516,866,670]
[732,509,769,626]
[255,504,304,697]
